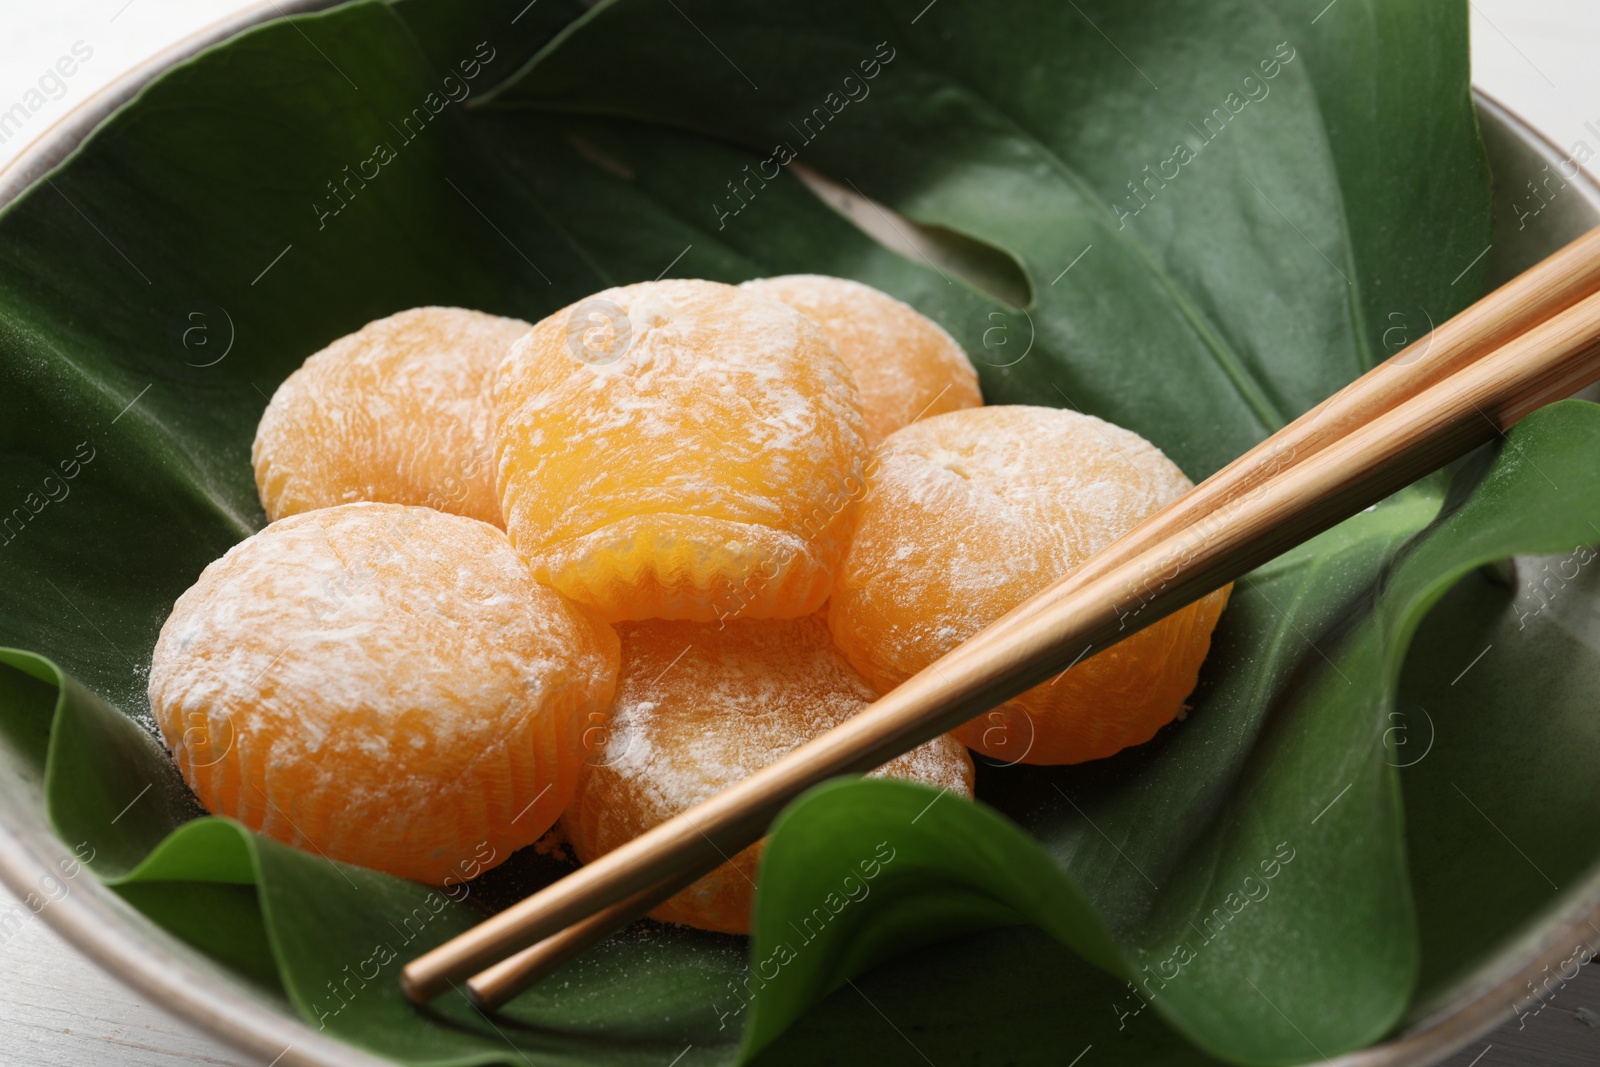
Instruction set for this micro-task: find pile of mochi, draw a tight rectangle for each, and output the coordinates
[146,276,1227,934]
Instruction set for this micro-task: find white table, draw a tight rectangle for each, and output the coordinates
[0,904,249,1064]
[2,1,1599,1063]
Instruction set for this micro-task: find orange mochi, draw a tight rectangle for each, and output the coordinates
[828,405,1230,766]
[562,614,974,934]
[253,306,530,526]
[493,279,870,623]
[742,274,982,445]
[147,503,618,884]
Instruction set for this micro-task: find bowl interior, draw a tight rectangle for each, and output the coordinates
[0,19,1596,1062]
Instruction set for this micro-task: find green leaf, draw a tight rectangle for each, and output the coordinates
[491,0,1489,477]
[8,1,1596,1066]
[1398,484,1600,1006]
[743,401,1600,1065]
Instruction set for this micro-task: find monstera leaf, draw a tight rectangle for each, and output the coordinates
[4,1,1596,1066]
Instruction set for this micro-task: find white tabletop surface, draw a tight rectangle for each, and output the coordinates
[2,2,1599,1064]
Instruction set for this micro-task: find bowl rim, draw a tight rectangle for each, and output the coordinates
[0,6,1597,1066]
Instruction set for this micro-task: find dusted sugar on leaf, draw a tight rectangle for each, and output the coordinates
[253,307,531,527]
[562,614,973,934]
[147,503,619,885]
[743,274,982,445]
[828,405,1230,766]
[494,279,870,622]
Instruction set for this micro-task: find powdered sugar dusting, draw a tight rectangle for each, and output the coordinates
[562,613,971,929]
[742,274,982,444]
[593,615,969,821]
[253,307,530,527]
[492,280,869,620]
[146,502,618,882]
[832,405,1195,685]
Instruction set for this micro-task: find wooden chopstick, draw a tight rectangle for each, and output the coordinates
[979,227,1600,628]
[464,868,702,1008]
[457,228,1600,1010]
[403,228,1600,1009]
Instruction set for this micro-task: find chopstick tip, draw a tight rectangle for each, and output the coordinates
[399,965,435,1006]
[464,975,503,1013]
